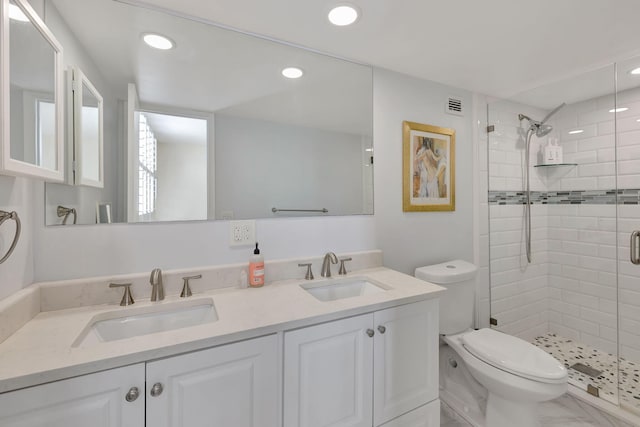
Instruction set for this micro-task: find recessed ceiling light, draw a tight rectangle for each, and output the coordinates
[282,67,304,79]
[8,4,29,22]
[365,148,373,152]
[143,33,175,50]
[328,5,359,26]
[630,67,640,75]
[568,129,584,135]
[609,107,629,113]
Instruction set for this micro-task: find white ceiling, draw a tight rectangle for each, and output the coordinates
[132,0,640,101]
[49,0,372,135]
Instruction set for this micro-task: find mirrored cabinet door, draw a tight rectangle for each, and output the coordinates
[69,67,103,187]
[1,0,64,181]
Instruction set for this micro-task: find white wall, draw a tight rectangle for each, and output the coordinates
[155,142,207,221]
[215,115,367,219]
[0,176,35,300]
[373,69,473,276]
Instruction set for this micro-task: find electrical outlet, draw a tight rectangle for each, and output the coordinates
[229,220,256,246]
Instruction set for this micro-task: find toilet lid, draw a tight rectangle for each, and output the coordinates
[462,328,567,383]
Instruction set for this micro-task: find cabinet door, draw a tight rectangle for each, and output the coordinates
[0,364,144,427]
[284,314,374,427]
[373,299,439,426]
[146,334,279,427]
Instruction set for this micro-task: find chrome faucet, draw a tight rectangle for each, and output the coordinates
[150,268,164,301]
[321,252,338,278]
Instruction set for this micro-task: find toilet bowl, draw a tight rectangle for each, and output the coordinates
[444,329,566,427]
[415,260,567,427]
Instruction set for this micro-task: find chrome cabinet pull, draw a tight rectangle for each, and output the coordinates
[377,325,386,334]
[125,387,140,402]
[366,329,375,338]
[150,382,164,397]
[631,231,640,265]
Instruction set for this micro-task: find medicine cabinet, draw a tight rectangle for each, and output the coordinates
[1,0,64,181]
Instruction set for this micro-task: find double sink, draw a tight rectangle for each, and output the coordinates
[73,277,388,347]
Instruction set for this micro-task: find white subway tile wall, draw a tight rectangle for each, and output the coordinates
[486,88,640,364]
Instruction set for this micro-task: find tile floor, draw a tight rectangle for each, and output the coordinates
[440,394,636,426]
[532,333,640,410]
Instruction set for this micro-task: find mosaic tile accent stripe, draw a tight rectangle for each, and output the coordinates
[488,189,640,205]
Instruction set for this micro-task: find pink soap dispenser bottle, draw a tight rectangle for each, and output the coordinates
[249,243,265,287]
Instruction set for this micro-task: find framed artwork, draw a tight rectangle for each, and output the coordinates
[402,121,455,211]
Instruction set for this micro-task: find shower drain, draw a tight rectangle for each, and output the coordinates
[570,362,603,378]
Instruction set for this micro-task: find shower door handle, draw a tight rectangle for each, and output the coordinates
[631,231,640,265]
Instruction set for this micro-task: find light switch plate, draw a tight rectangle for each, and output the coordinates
[229,220,256,246]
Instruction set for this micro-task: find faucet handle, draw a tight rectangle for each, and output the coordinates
[109,282,134,306]
[298,263,314,280]
[180,274,202,298]
[338,257,352,275]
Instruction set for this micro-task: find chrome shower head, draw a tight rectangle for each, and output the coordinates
[535,123,553,137]
[518,102,565,138]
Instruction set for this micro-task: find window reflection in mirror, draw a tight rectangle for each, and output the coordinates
[68,67,104,187]
[8,0,57,170]
[133,112,208,223]
[79,81,100,183]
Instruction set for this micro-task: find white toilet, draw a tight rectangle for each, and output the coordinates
[415,260,567,427]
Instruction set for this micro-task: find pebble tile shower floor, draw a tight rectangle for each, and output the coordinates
[532,333,640,411]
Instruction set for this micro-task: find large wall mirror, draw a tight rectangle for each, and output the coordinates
[41,0,373,226]
[1,0,64,181]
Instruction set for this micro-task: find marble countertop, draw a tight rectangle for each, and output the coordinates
[0,267,444,393]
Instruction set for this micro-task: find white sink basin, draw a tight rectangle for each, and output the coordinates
[73,298,218,347]
[300,277,389,302]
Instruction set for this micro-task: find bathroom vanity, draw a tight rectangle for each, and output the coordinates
[0,253,443,427]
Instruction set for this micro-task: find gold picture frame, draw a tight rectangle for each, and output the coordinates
[403,121,455,212]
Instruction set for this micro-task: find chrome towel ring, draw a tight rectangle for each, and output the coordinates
[0,211,21,264]
[57,205,77,225]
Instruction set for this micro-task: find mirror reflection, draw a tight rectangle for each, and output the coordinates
[43,0,373,225]
[131,110,208,223]
[75,71,102,186]
[9,0,57,170]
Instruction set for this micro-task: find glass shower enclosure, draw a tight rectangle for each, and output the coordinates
[486,54,640,419]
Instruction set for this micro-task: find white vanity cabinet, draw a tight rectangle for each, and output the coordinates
[0,363,145,427]
[146,334,279,427]
[0,334,279,427]
[283,299,439,427]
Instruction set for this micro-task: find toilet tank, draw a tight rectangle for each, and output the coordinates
[414,260,478,335]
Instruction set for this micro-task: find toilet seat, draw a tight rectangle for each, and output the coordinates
[461,328,567,384]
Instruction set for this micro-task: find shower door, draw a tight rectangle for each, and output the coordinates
[615,55,640,416]
[487,63,622,407]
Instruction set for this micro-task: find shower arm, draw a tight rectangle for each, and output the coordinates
[540,102,566,126]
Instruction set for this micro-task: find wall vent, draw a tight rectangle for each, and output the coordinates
[446,96,463,116]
